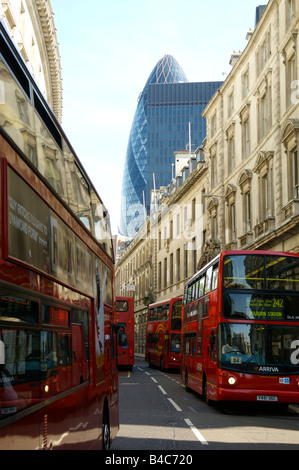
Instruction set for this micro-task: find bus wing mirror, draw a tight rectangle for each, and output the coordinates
[209,333,216,348]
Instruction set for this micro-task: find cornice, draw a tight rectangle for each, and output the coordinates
[35,0,63,122]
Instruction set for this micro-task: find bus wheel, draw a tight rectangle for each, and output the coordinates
[102,422,110,450]
[185,368,190,392]
[102,404,110,450]
[202,375,211,406]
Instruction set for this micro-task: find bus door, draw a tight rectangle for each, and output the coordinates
[71,323,88,386]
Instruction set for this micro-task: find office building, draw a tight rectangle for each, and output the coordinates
[120,54,222,236]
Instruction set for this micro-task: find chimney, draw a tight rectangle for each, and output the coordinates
[229,51,242,67]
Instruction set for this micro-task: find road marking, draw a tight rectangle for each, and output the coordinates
[145,372,150,376]
[151,377,158,383]
[167,398,182,412]
[158,385,167,395]
[184,418,208,445]
[187,406,198,413]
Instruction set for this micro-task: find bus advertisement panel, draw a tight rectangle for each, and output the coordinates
[115,297,134,369]
[145,297,182,370]
[181,250,299,405]
[0,21,118,449]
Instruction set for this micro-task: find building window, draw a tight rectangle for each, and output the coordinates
[164,258,167,288]
[261,173,269,219]
[240,104,250,160]
[176,213,180,237]
[225,184,237,246]
[282,30,298,108]
[170,253,173,285]
[228,202,236,242]
[281,120,299,203]
[290,148,299,199]
[176,248,181,282]
[211,112,217,137]
[257,73,272,141]
[192,237,197,274]
[210,145,217,188]
[212,215,218,241]
[242,68,249,99]
[253,151,274,230]
[244,192,252,232]
[226,123,235,174]
[227,89,234,118]
[208,198,219,244]
[192,198,196,224]
[287,54,296,107]
[158,262,161,291]
[286,0,296,29]
[184,244,188,279]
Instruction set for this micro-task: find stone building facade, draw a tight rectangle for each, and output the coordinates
[0,0,62,121]
[116,0,299,356]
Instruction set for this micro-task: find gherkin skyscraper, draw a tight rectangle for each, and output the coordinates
[120,55,222,237]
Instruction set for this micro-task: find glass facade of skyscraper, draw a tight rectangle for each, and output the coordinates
[146,81,222,209]
[120,55,222,237]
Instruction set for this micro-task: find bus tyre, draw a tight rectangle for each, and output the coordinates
[185,369,190,392]
[102,422,110,450]
[203,375,211,406]
[102,404,110,450]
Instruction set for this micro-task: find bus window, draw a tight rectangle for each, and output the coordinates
[171,300,182,330]
[205,266,213,294]
[118,327,128,347]
[211,264,219,290]
[0,294,38,324]
[42,305,70,327]
[58,334,71,366]
[265,255,299,291]
[171,333,181,353]
[163,304,170,320]
[223,255,265,289]
[71,310,89,365]
[41,331,58,376]
[192,283,197,301]
[116,301,128,312]
[0,329,41,418]
[184,333,196,356]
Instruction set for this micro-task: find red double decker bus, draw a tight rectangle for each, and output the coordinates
[115,297,134,369]
[145,297,182,370]
[0,21,118,449]
[181,250,299,406]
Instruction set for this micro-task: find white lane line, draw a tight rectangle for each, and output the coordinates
[151,377,158,383]
[167,398,182,412]
[145,372,150,376]
[158,385,167,395]
[184,418,208,445]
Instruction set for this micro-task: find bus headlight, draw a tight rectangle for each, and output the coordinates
[228,376,236,385]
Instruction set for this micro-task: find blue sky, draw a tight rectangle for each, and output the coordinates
[50,0,267,234]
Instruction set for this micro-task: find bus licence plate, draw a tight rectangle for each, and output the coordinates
[257,395,278,402]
